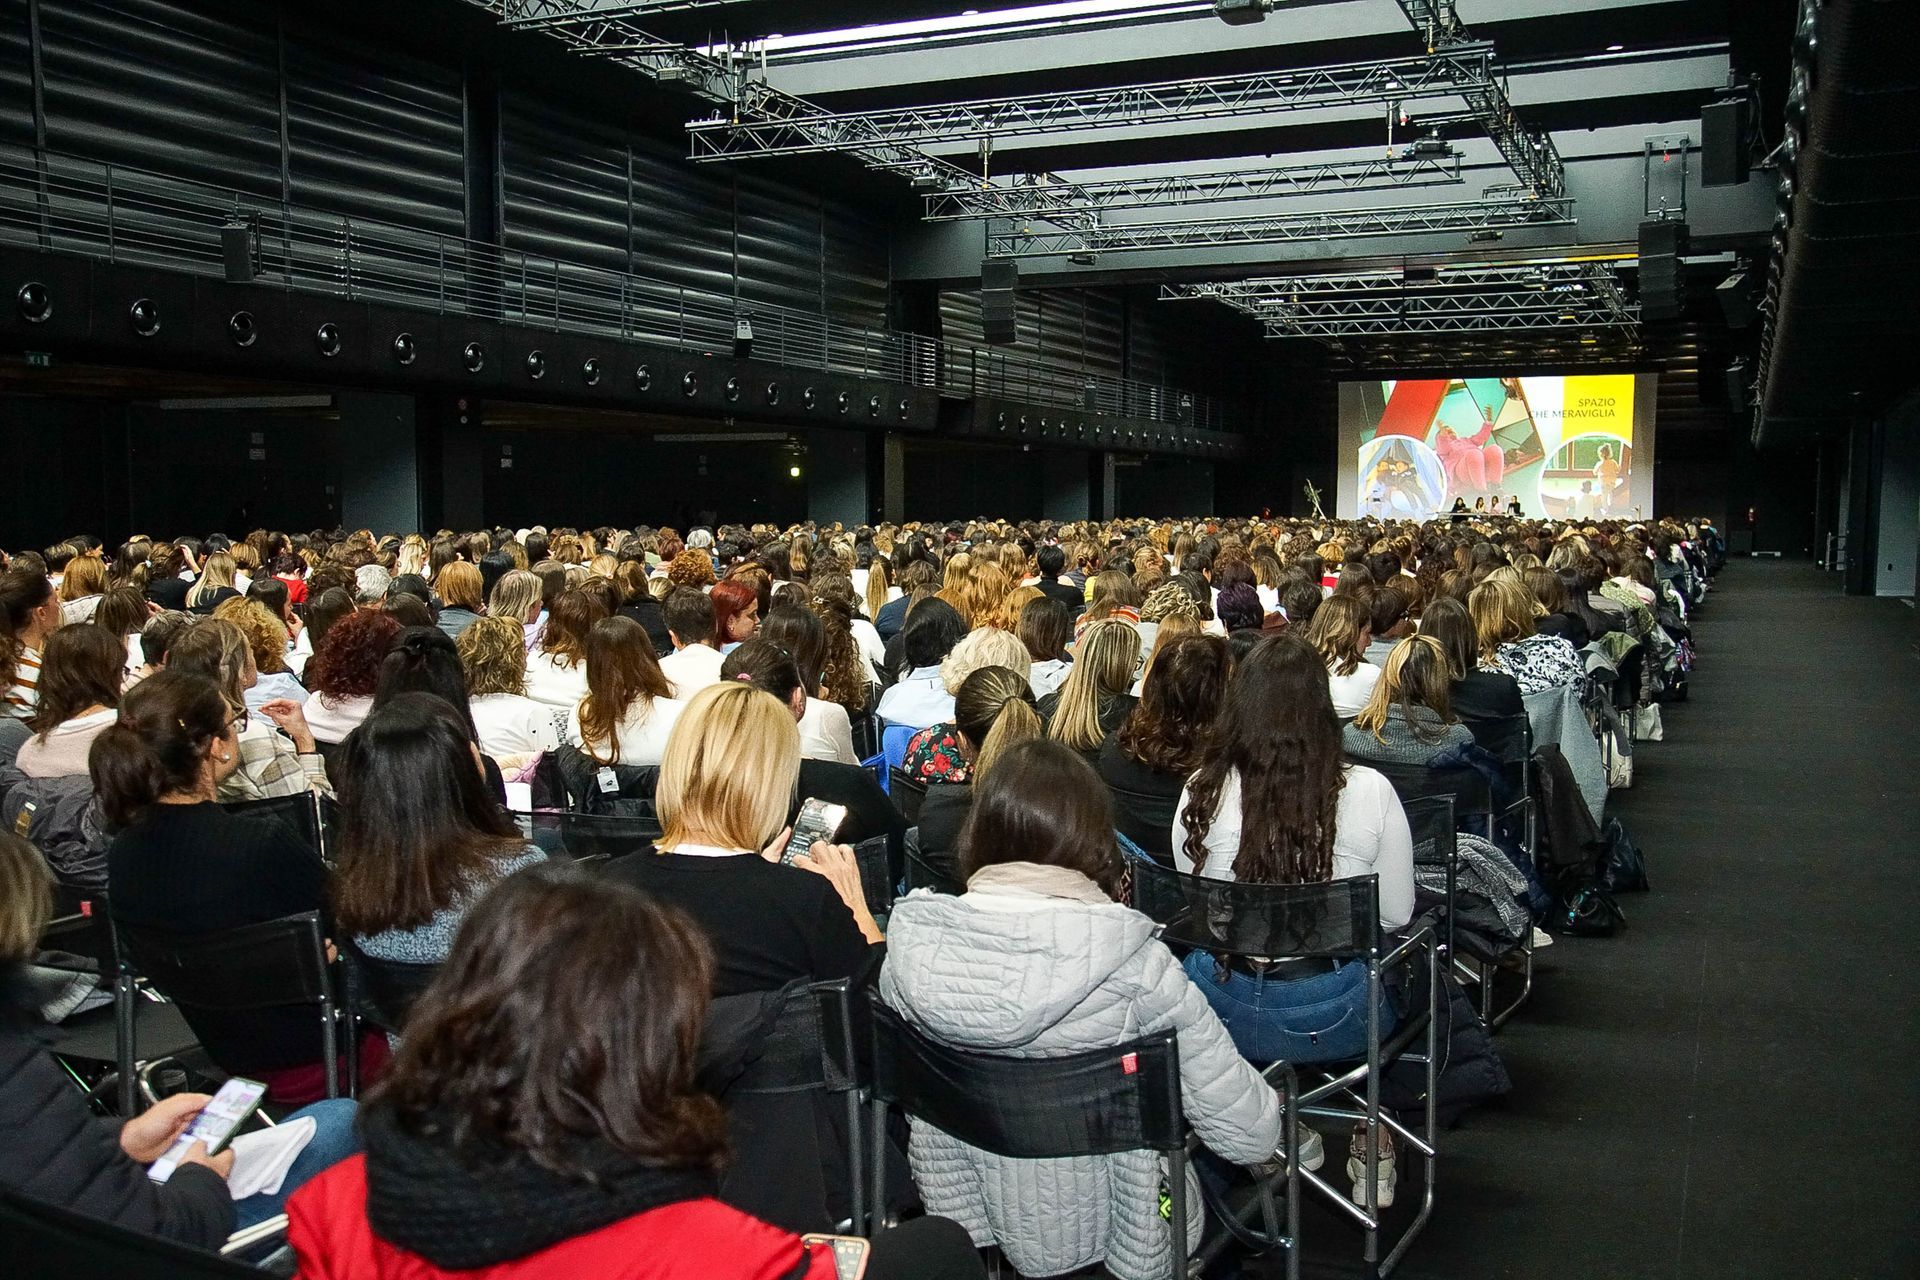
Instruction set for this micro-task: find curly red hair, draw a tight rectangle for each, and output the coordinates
[305,608,401,699]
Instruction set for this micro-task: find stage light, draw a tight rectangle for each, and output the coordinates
[392,332,416,365]
[726,376,742,402]
[464,342,486,373]
[525,350,547,380]
[789,464,803,478]
[582,357,601,386]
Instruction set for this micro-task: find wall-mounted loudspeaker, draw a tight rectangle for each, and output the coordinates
[1701,99,1749,187]
[981,257,1018,345]
[1637,220,1686,321]
[220,221,255,283]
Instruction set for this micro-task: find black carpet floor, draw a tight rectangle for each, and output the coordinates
[1275,561,1920,1280]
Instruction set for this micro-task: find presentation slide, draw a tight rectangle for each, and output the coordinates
[1335,374,1658,521]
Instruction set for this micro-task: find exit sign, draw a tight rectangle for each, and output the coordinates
[24,351,51,368]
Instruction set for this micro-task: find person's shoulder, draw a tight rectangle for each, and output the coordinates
[1341,762,1398,801]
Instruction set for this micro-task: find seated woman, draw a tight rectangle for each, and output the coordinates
[1096,634,1230,862]
[2,566,61,720]
[524,588,606,710]
[1523,566,1590,648]
[881,739,1283,1280]
[455,616,566,764]
[95,670,376,1104]
[331,693,544,967]
[1017,595,1073,700]
[213,596,306,708]
[302,608,401,744]
[599,680,882,998]
[245,575,311,676]
[901,626,1030,785]
[487,569,546,653]
[1341,634,1482,768]
[431,561,486,641]
[166,619,329,802]
[571,615,684,769]
[1173,633,1414,1209]
[16,623,124,777]
[1469,575,1583,695]
[873,599,967,730]
[759,603,857,766]
[1417,597,1525,740]
[57,553,107,625]
[722,639,906,877]
[709,578,760,654]
[288,864,981,1280]
[1304,593,1381,718]
[92,586,152,678]
[911,666,1042,887]
[1039,618,1140,760]
[184,553,240,616]
[0,832,357,1242]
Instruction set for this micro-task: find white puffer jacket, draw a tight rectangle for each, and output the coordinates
[878,872,1282,1280]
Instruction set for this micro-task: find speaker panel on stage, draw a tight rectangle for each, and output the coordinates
[1701,99,1749,187]
[1638,220,1686,321]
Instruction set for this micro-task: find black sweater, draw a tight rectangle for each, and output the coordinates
[107,803,329,1073]
[0,986,234,1248]
[598,853,872,998]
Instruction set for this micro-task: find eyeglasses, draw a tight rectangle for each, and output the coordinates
[227,708,250,734]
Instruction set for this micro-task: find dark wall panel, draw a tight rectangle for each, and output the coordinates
[0,1,32,151]
[498,94,631,274]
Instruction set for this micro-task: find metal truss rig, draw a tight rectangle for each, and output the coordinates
[504,0,757,28]
[922,152,1463,222]
[988,194,1574,257]
[1162,263,1638,339]
[686,45,1502,160]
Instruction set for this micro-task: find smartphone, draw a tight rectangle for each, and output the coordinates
[800,1234,871,1280]
[781,798,849,866]
[147,1076,268,1183]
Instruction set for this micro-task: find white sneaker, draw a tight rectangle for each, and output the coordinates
[1256,1127,1325,1176]
[1346,1150,1396,1210]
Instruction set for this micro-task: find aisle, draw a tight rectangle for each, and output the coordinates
[1365,562,1920,1280]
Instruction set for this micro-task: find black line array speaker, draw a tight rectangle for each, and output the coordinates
[981,257,1017,345]
[1701,99,1749,187]
[1638,220,1686,321]
[1716,270,1755,329]
[1726,359,1749,410]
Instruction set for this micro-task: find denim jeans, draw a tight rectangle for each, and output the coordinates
[232,1097,360,1229]
[1181,951,1396,1066]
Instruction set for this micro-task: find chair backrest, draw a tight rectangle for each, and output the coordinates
[867,996,1183,1159]
[1127,857,1381,961]
[851,833,895,917]
[111,911,332,1012]
[337,934,440,1035]
[513,809,660,861]
[1105,781,1179,864]
[880,723,917,775]
[1,1189,266,1280]
[1351,757,1493,829]
[714,978,863,1098]
[221,793,323,863]
[902,827,963,896]
[1461,710,1530,767]
[848,709,880,762]
[888,768,927,824]
[549,744,663,821]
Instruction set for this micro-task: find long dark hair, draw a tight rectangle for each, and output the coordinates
[1116,634,1228,775]
[1419,596,1478,680]
[1180,633,1345,885]
[373,626,477,741]
[758,603,826,694]
[367,863,727,1179]
[960,738,1121,897]
[89,670,230,827]
[579,616,674,765]
[0,567,53,697]
[719,637,804,705]
[28,624,125,738]
[331,692,524,936]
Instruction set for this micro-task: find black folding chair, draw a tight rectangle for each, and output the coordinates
[221,792,324,862]
[900,827,964,896]
[1106,780,1180,865]
[512,809,659,863]
[2,1189,290,1279]
[1400,797,1459,965]
[1126,858,1440,1277]
[887,768,927,825]
[851,834,895,919]
[110,910,352,1113]
[861,997,1284,1279]
[336,934,440,1037]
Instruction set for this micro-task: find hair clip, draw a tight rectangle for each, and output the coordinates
[734,672,755,682]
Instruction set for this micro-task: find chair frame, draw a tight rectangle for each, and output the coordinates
[1124,854,1441,1278]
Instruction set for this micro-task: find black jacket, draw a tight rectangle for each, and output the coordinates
[0,983,234,1248]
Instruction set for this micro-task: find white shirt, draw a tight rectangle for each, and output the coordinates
[567,695,684,768]
[1028,657,1071,701]
[1172,765,1415,930]
[471,692,566,759]
[850,618,887,685]
[303,692,374,745]
[874,665,952,730]
[1256,584,1280,614]
[799,697,857,765]
[244,671,308,711]
[524,651,590,710]
[658,643,726,699]
[59,595,102,626]
[1326,660,1383,718]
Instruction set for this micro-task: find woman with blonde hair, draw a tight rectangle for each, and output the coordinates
[1468,576,1582,694]
[185,553,240,615]
[599,682,882,997]
[1042,618,1140,757]
[433,561,486,640]
[212,597,304,708]
[165,618,329,801]
[993,584,1043,633]
[1303,592,1380,718]
[1342,634,1480,766]
[394,537,429,581]
[570,615,683,768]
[456,615,565,762]
[862,555,895,627]
[57,553,108,625]
[902,628,1032,785]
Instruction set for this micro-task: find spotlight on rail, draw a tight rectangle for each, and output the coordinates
[1213,0,1270,24]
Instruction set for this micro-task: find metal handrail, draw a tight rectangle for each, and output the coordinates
[0,146,1228,428]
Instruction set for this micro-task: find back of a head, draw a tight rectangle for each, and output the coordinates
[29,623,126,736]
[941,626,1031,696]
[663,586,717,648]
[374,626,474,736]
[1036,544,1066,579]
[165,617,252,702]
[0,831,53,967]
[759,603,825,691]
[959,738,1117,895]
[1304,593,1369,676]
[540,589,608,665]
[657,682,799,852]
[1468,577,1538,656]
[901,598,967,671]
[719,637,805,707]
[1368,583,1409,638]
[579,617,672,761]
[1354,634,1454,741]
[951,665,1042,780]
[89,669,229,828]
[308,608,403,701]
[1418,597,1477,680]
[1017,595,1071,663]
[457,615,530,698]
[1049,619,1141,753]
[1216,584,1264,633]
[1120,634,1229,775]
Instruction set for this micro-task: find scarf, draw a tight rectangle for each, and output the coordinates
[966,861,1114,905]
[361,1104,716,1269]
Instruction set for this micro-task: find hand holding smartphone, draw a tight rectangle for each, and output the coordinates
[781,798,849,866]
[146,1077,266,1183]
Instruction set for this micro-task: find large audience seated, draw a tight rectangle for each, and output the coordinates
[0,510,1718,1276]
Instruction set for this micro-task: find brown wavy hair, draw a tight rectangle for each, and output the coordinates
[1180,633,1346,886]
[537,589,608,668]
[1115,634,1228,776]
[365,863,728,1180]
[457,616,530,698]
[1303,593,1370,678]
[304,609,401,700]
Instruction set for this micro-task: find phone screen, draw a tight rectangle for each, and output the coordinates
[800,1234,871,1280]
[147,1077,268,1183]
[781,798,849,866]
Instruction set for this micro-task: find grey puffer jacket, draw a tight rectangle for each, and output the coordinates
[879,876,1282,1280]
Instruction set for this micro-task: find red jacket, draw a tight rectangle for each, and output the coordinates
[289,1156,840,1280]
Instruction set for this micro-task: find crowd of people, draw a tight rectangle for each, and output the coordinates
[0,508,1718,1278]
